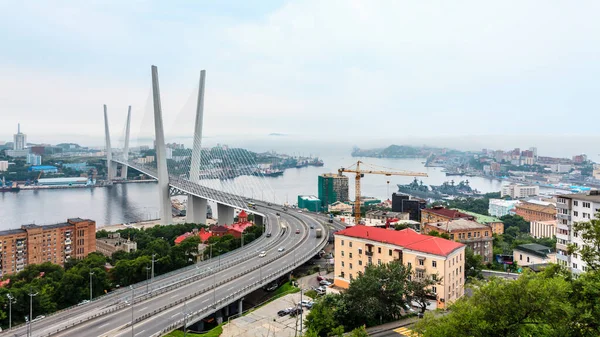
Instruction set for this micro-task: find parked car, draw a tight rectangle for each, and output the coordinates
[295,229,300,234]
[278,308,293,317]
[300,300,314,308]
[268,203,272,206]
[317,275,325,281]
[258,251,266,258]
[78,300,90,306]
[266,232,272,238]
[319,280,332,286]
[276,212,280,216]
[289,308,304,317]
[278,247,285,252]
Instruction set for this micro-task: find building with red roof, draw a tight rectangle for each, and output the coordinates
[420,206,474,227]
[334,225,465,309]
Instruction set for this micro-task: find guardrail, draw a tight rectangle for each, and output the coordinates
[152,234,329,337]
[1,217,274,335]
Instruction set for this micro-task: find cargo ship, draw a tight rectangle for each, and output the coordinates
[0,179,20,192]
[253,168,284,177]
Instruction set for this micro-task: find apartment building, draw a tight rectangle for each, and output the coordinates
[488,198,520,217]
[556,191,600,274]
[501,184,539,199]
[423,219,493,263]
[334,226,465,309]
[530,220,556,239]
[96,232,137,256]
[0,218,96,278]
[453,209,504,235]
[515,202,556,222]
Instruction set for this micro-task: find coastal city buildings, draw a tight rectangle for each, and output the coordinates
[530,220,557,239]
[501,184,539,199]
[26,153,42,166]
[365,210,409,222]
[556,191,600,274]
[6,123,29,157]
[513,243,555,267]
[0,218,96,278]
[96,232,137,256]
[333,226,465,309]
[488,198,520,217]
[328,201,353,214]
[515,201,556,222]
[422,219,494,263]
[0,160,8,172]
[318,173,349,209]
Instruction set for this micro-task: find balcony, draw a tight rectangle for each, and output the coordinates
[65,239,72,245]
[557,213,571,221]
[365,251,374,257]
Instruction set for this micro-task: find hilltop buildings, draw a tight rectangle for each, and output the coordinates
[334,226,465,309]
[488,199,520,217]
[423,219,494,263]
[515,201,556,222]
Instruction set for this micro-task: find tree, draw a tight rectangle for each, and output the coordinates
[464,247,483,280]
[304,295,343,337]
[570,211,600,271]
[414,270,574,337]
[349,326,369,337]
[499,215,529,233]
[394,224,408,231]
[410,275,440,314]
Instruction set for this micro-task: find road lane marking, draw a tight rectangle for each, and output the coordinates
[97,322,111,329]
[170,294,179,299]
[139,306,148,311]
[171,313,180,318]
[135,329,146,336]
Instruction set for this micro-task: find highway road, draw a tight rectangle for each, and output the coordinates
[3,203,329,337]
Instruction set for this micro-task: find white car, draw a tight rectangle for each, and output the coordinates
[298,210,303,213]
[278,247,285,252]
[258,251,266,258]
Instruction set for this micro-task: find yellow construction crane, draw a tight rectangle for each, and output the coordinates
[338,161,428,224]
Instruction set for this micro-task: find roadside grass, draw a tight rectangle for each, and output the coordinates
[166,324,223,337]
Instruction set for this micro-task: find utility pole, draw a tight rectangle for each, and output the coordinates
[6,293,15,330]
[89,271,95,301]
[28,286,38,337]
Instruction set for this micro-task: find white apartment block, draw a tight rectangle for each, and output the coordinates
[530,220,556,239]
[556,191,600,274]
[488,198,520,217]
[0,161,8,172]
[501,184,539,199]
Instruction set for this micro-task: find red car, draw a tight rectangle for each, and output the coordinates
[317,275,325,281]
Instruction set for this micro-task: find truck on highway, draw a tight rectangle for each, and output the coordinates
[316,228,323,238]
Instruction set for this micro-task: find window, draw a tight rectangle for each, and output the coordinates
[341,240,344,246]
[349,263,353,269]
[432,260,437,268]
[408,262,412,268]
[349,252,353,258]
[527,257,530,262]
[378,259,381,265]
[378,247,381,254]
[359,260,362,266]
[583,202,591,208]
[432,274,437,281]
[389,249,392,256]
[350,274,354,280]
[485,231,489,237]
[341,261,345,267]
[416,270,424,279]
[519,254,522,261]
[432,286,437,294]
[418,259,424,266]
[468,232,472,238]
[358,248,362,255]
[573,263,578,269]
[349,242,353,247]
[341,251,344,257]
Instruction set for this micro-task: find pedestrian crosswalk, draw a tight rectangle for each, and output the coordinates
[393,326,421,337]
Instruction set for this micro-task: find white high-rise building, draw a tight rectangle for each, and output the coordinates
[13,123,26,150]
[26,153,42,166]
[0,161,8,172]
[501,184,539,199]
[488,198,520,217]
[556,191,600,274]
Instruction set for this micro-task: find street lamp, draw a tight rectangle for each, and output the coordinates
[151,253,156,282]
[146,265,151,293]
[6,293,16,330]
[130,285,135,337]
[28,286,38,337]
[89,270,95,301]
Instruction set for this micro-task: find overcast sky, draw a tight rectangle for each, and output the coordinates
[1,1,599,154]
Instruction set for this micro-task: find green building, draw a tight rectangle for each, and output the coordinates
[298,195,322,212]
[318,173,349,209]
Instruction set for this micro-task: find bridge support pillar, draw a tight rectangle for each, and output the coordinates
[224,304,230,316]
[187,195,207,225]
[217,204,234,226]
[216,310,223,325]
[151,66,172,226]
[238,298,244,315]
[103,104,114,182]
[254,215,264,228]
[120,105,131,179]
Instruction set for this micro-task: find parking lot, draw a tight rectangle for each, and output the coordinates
[222,293,312,337]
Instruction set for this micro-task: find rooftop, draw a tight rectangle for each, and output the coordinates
[453,209,502,224]
[514,243,554,258]
[320,173,347,178]
[299,195,320,201]
[559,191,600,202]
[489,198,521,207]
[0,219,85,236]
[516,202,556,214]
[336,226,464,257]
[423,207,474,220]
[428,219,489,232]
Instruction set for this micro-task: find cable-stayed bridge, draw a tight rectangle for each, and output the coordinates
[1,66,335,337]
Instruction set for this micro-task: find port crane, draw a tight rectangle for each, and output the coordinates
[338,161,428,224]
